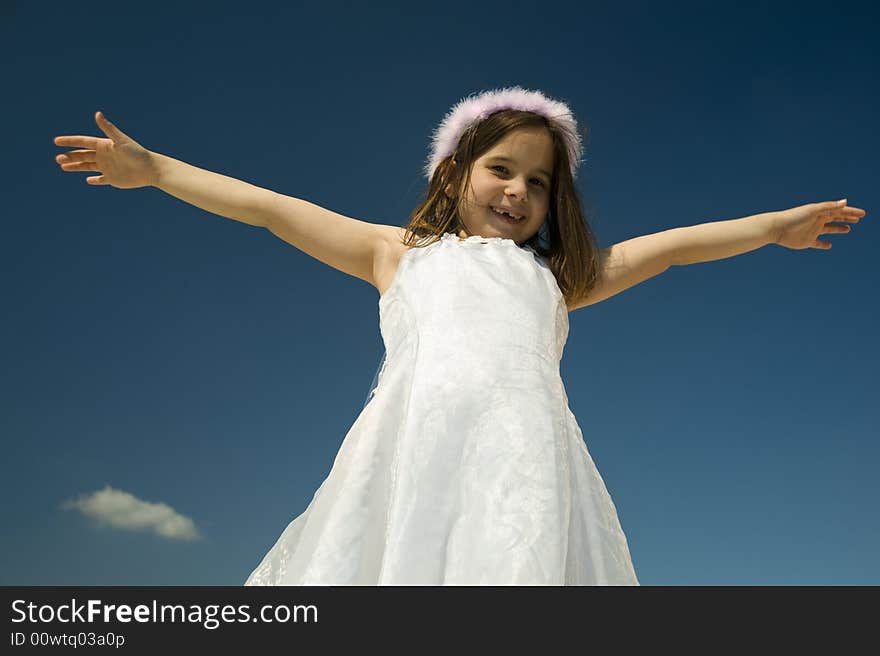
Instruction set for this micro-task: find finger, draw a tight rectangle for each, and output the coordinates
[86,175,107,185]
[54,135,105,149]
[814,239,832,249]
[833,209,864,222]
[56,150,96,164]
[95,111,126,142]
[59,161,98,172]
[824,220,853,229]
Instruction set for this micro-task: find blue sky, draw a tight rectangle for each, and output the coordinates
[2,0,877,585]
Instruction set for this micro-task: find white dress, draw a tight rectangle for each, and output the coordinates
[245,232,639,585]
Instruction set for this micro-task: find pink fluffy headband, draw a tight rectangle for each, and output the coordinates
[424,85,583,182]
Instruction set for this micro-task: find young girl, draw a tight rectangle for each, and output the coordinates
[54,86,865,586]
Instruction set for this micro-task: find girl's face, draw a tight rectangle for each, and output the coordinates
[447,127,555,244]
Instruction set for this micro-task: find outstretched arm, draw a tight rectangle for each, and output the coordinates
[668,199,865,266]
[568,200,866,311]
[55,112,390,288]
[55,111,276,227]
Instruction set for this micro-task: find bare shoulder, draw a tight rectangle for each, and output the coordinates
[373,225,412,296]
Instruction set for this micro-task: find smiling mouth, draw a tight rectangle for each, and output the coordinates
[491,207,526,222]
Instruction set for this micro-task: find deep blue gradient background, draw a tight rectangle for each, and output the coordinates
[2,1,877,585]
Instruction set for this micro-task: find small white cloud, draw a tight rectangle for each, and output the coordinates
[61,485,202,541]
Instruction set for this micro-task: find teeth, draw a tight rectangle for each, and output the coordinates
[494,207,523,220]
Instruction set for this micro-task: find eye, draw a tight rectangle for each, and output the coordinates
[490,165,546,188]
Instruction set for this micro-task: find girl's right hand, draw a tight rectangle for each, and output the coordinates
[54,112,158,189]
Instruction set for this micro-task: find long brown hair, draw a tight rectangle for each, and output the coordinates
[400,108,602,307]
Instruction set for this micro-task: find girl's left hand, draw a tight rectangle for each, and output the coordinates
[773,199,866,250]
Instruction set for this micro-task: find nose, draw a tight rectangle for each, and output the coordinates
[504,176,528,201]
